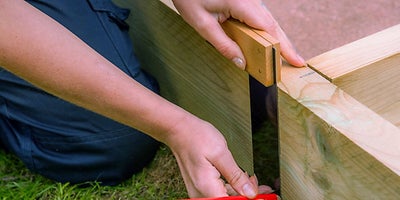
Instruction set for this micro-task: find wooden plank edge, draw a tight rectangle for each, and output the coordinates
[278,86,400,198]
[221,20,275,86]
[307,24,400,81]
[278,64,400,176]
[159,0,280,86]
[252,29,281,84]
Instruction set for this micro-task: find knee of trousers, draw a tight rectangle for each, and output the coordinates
[31,128,160,185]
[1,120,161,185]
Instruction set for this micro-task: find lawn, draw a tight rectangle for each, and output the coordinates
[0,121,278,200]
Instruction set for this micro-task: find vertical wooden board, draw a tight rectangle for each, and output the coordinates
[113,0,254,173]
[278,64,400,199]
[252,29,281,83]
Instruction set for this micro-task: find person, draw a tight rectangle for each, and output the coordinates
[0,0,305,198]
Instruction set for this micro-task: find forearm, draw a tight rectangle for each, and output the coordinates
[0,0,188,143]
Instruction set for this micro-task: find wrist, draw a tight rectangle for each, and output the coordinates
[161,111,203,149]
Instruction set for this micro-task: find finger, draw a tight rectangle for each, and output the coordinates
[249,174,258,188]
[211,149,258,198]
[229,0,306,67]
[193,169,228,198]
[259,185,274,194]
[182,168,228,198]
[175,154,228,198]
[227,175,274,195]
[172,1,246,69]
[195,13,247,69]
[249,175,274,194]
[258,7,305,67]
[273,26,305,67]
[225,183,239,196]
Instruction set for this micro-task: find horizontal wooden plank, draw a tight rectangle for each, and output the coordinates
[308,24,400,128]
[308,24,400,80]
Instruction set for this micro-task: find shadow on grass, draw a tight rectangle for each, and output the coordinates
[253,120,280,192]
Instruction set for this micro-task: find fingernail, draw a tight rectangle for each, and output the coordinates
[242,183,257,198]
[232,57,245,70]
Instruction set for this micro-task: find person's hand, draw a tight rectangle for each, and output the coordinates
[163,114,273,198]
[172,0,305,69]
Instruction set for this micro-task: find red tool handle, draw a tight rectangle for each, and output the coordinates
[183,193,279,200]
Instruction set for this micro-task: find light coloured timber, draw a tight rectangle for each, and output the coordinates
[160,0,281,86]
[112,0,278,173]
[308,25,400,128]
[278,64,400,199]
[221,19,278,86]
[279,23,400,199]
[115,1,400,199]
[308,25,400,80]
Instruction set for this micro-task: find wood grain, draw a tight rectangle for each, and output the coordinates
[307,24,400,80]
[278,64,400,199]
[221,19,277,86]
[308,25,400,129]
[113,0,254,173]
[160,0,280,86]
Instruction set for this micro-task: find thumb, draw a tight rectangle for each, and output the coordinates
[229,170,258,198]
[212,150,258,198]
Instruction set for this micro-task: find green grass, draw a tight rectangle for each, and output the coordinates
[0,146,187,200]
[0,121,278,199]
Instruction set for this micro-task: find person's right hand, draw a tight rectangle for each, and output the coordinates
[172,0,306,69]
[163,114,272,198]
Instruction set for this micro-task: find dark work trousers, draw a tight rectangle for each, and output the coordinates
[0,0,160,185]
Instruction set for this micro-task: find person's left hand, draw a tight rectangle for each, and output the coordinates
[163,114,274,198]
[172,0,305,69]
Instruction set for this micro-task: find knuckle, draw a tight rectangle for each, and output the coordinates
[229,169,245,185]
[214,41,233,58]
[209,141,229,159]
[193,17,213,34]
[193,178,209,192]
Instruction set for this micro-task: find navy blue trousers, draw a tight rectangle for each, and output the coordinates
[0,0,160,185]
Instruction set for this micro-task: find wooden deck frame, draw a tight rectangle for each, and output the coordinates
[113,0,400,198]
[278,25,400,199]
